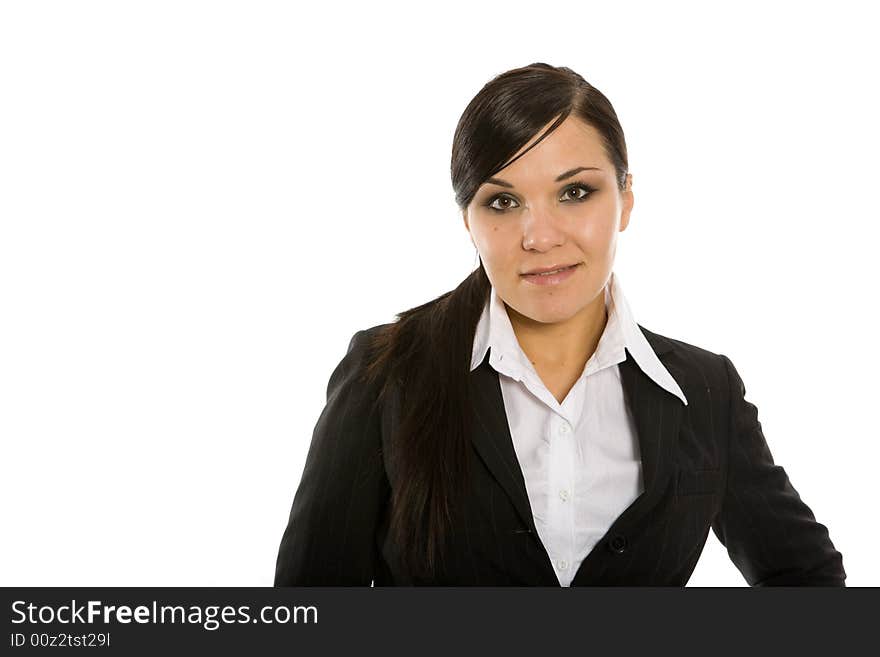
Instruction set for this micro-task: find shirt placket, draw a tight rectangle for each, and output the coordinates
[548,412,576,584]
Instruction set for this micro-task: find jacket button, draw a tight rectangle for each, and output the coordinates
[608,533,628,554]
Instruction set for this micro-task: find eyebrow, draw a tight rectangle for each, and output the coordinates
[484,166,602,189]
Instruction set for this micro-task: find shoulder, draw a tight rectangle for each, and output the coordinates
[335,322,402,395]
[350,322,397,342]
[636,324,734,394]
[638,324,723,361]
[344,322,397,359]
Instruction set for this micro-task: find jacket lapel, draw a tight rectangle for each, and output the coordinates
[467,325,685,584]
[617,332,681,499]
[468,347,538,534]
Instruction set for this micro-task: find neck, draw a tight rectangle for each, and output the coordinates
[506,293,609,372]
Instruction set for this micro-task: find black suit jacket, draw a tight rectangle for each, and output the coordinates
[274,323,846,586]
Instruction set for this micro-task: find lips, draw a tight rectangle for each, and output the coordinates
[522,263,579,276]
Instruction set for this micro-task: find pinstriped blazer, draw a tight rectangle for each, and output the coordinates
[273,323,846,586]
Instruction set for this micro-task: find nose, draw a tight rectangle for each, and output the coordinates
[521,206,565,251]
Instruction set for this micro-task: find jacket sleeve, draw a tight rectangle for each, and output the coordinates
[274,329,390,585]
[710,354,846,586]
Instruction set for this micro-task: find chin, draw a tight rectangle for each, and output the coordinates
[519,302,580,325]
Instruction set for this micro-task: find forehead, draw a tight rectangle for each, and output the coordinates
[495,116,607,179]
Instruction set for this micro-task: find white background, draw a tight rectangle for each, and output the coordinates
[1,0,876,586]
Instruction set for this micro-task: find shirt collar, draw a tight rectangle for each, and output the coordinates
[469,270,688,406]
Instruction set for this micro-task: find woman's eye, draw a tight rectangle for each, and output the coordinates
[563,184,593,201]
[488,195,518,212]
[484,183,594,213]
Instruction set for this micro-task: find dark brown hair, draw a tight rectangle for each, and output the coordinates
[361,62,631,581]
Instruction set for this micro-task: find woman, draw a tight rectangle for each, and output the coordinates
[274,62,846,586]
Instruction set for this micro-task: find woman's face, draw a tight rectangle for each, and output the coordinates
[463,115,634,326]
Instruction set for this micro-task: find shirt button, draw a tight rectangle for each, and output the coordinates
[559,423,570,435]
[559,489,570,501]
[557,559,568,570]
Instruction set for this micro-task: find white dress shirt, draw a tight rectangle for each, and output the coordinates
[469,270,689,586]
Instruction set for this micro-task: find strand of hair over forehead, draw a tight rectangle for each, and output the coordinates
[490,108,571,177]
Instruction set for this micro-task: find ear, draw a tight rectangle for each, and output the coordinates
[462,209,475,246]
[619,173,634,232]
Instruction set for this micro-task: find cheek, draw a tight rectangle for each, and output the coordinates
[572,213,618,247]
[475,224,518,259]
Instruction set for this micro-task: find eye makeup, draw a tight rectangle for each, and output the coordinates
[482,181,597,213]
